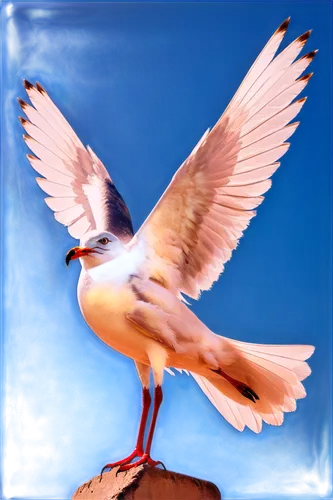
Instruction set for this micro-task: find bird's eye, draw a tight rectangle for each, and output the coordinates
[98,237,110,245]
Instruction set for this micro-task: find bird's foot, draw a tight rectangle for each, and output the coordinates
[100,447,144,474]
[234,381,259,403]
[117,453,166,472]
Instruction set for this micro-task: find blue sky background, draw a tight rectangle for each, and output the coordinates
[1,2,332,499]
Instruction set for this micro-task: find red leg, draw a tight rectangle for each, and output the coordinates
[101,387,151,473]
[135,387,152,455]
[118,385,165,471]
[145,385,162,455]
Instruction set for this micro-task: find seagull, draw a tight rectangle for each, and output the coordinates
[19,18,316,472]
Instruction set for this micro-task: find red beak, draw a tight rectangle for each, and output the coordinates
[65,246,96,266]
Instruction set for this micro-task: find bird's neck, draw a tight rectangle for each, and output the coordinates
[80,243,127,271]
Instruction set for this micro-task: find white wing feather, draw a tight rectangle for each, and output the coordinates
[130,20,316,299]
[19,83,134,242]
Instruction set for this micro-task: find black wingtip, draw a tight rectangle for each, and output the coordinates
[301,49,319,61]
[276,17,290,34]
[297,96,308,104]
[286,121,300,129]
[297,30,312,45]
[18,116,27,125]
[36,82,46,94]
[298,72,314,83]
[23,79,34,90]
[17,97,27,109]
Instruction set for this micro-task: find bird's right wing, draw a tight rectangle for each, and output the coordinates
[19,81,134,242]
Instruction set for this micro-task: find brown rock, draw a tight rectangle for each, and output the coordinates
[73,465,221,500]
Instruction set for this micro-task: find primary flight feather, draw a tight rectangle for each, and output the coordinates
[20,18,316,469]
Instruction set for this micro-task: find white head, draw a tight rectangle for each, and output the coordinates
[65,230,125,270]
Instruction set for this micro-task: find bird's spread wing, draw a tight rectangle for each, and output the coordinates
[19,81,134,242]
[130,19,317,299]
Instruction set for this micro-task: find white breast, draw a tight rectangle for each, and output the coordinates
[78,269,152,363]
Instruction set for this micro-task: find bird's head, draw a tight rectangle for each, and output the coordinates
[65,230,125,269]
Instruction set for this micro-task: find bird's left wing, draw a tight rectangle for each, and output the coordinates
[19,81,134,242]
[129,20,316,299]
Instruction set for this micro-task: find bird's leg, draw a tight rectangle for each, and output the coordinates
[101,387,151,473]
[145,385,163,458]
[118,385,166,471]
[132,387,152,456]
[212,367,259,403]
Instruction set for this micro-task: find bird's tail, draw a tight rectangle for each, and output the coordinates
[191,337,315,433]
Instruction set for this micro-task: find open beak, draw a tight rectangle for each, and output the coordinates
[65,246,95,266]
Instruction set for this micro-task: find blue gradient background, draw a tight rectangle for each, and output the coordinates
[1,2,332,499]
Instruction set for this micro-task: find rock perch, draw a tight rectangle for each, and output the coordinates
[72,465,221,499]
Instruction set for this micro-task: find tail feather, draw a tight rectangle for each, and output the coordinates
[192,339,314,432]
[236,401,262,433]
[291,382,306,399]
[242,348,312,380]
[240,350,300,385]
[229,339,314,361]
[261,407,284,426]
[193,373,246,431]
[243,355,306,401]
